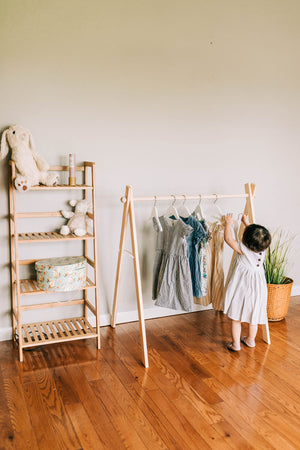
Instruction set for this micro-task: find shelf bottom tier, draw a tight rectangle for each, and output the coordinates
[19,317,97,348]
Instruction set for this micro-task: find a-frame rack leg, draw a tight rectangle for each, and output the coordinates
[111,185,149,368]
[110,185,131,328]
[226,182,270,345]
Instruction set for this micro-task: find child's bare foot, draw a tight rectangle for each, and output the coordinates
[241,336,255,348]
[227,342,241,352]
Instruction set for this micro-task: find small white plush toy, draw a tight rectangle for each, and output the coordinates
[0,124,58,192]
[60,199,93,237]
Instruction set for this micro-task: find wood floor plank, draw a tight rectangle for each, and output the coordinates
[51,366,81,406]
[41,342,77,368]
[100,346,138,385]
[0,340,36,384]
[3,375,39,449]
[149,346,223,425]
[90,377,149,449]
[22,381,61,450]
[102,324,159,391]
[147,386,213,449]
[102,336,213,449]
[119,326,226,448]
[245,340,300,391]
[91,358,168,449]
[147,326,223,404]
[0,296,299,449]
[0,368,15,450]
[65,403,105,450]
[68,337,99,362]
[65,363,127,449]
[77,360,103,382]
[257,409,300,448]
[212,420,255,450]
[34,368,81,449]
[146,352,236,449]
[116,320,271,449]
[203,369,297,449]
[125,382,199,450]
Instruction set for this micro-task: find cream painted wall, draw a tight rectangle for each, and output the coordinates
[0,0,300,339]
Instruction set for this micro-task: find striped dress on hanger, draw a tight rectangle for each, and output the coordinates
[152,216,194,312]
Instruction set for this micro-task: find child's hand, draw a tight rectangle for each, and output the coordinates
[225,213,235,226]
[241,214,250,226]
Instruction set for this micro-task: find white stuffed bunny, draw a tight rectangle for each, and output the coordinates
[0,124,58,192]
[60,199,93,237]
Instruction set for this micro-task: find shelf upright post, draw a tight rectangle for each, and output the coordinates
[8,163,16,340]
[84,163,89,321]
[9,162,23,361]
[90,162,101,349]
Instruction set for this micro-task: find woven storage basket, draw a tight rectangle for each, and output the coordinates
[267,278,293,321]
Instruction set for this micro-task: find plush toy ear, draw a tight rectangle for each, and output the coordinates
[0,129,9,160]
[28,131,35,151]
[69,200,77,207]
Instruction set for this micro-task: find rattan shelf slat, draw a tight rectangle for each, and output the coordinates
[19,277,95,295]
[29,184,92,190]
[21,317,97,348]
[18,231,94,243]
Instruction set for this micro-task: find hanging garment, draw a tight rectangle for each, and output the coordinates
[194,219,225,310]
[193,222,213,306]
[192,216,211,303]
[152,216,194,312]
[198,218,211,297]
[223,241,268,324]
[140,222,157,295]
[199,242,207,295]
[171,215,207,297]
[211,219,225,311]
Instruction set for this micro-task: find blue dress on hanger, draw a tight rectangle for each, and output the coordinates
[177,215,207,297]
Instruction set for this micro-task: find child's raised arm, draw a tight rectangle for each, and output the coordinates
[224,213,243,255]
[241,214,250,227]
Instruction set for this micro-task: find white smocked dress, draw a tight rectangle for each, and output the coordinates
[223,241,268,325]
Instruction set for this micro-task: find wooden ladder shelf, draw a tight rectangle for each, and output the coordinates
[9,160,100,361]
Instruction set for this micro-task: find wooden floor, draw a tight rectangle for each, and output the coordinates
[1,297,300,449]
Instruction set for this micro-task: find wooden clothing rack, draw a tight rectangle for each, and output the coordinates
[110,183,270,368]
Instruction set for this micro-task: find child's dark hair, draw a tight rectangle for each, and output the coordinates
[242,224,271,253]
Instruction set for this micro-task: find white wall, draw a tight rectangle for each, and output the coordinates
[1,0,300,339]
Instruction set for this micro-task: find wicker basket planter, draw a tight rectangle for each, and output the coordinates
[267,278,293,321]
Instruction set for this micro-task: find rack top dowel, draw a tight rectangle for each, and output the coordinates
[120,193,250,203]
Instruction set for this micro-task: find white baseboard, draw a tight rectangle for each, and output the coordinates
[98,303,213,328]
[292,284,300,296]
[0,304,212,342]
[0,327,12,342]
[1,289,299,342]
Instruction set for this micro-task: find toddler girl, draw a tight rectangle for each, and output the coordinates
[223,213,271,351]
